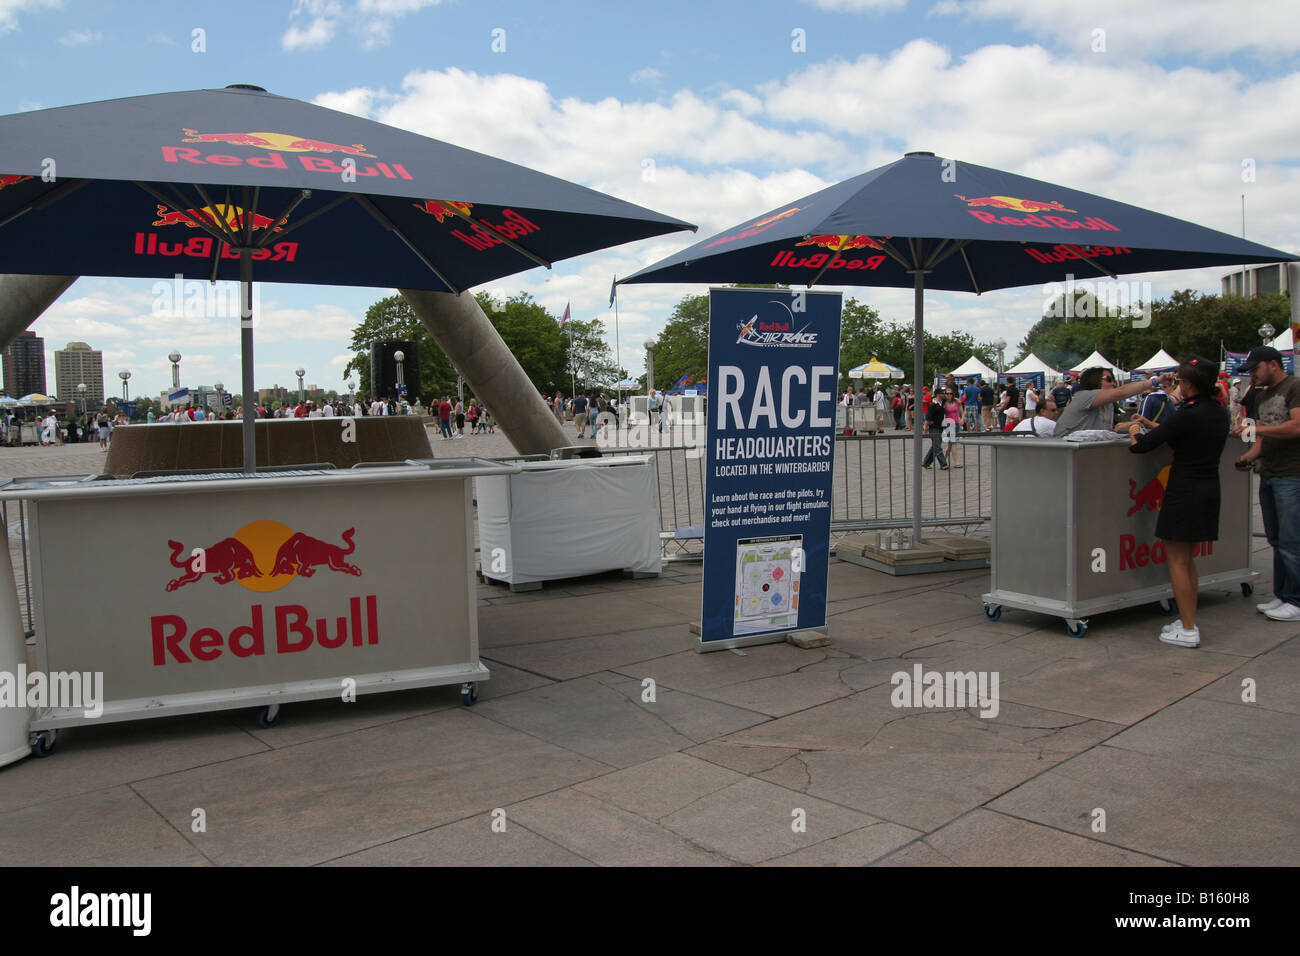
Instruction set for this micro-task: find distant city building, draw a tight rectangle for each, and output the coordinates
[54,341,105,409]
[2,330,46,398]
[257,385,291,405]
[1222,263,1292,298]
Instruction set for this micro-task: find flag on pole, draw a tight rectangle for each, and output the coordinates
[609,276,617,307]
[559,301,570,327]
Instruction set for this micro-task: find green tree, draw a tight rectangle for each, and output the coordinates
[475,291,569,395]
[343,294,456,401]
[561,317,621,391]
[651,294,709,391]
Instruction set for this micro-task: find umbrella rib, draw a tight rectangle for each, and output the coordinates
[352,195,463,295]
[1065,244,1118,279]
[805,249,845,287]
[135,182,239,246]
[267,193,350,240]
[254,190,312,248]
[0,179,89,231]
[173,182,239,245]
[960,247,982,294]
[872,237,914,272]
[450,207,552,270]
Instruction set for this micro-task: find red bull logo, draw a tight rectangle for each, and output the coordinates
[956,194,1119,233]
[136,204,297,262]
[412,199,474,222]
[795,234,885,252]
[181,128,376,156]
[164,521,360,593]
[768,249,886,272]
[0,173,33,191]
[163,129,412,180]
[1119,467,1213,569]
[1025,243,1131,264]
[703,206,802,249]
[152,204,282,232]
[154,522,375,665]
[447,208,542,252]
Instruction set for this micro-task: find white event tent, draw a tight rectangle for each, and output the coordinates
[1070,350,1125,378]
[949,355,997,381]
[1133,348,1180,372]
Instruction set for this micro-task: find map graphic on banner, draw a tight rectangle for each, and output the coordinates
[701,288,841,648]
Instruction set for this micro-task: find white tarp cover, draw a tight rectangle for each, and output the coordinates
[1272,327,1293,351]
[475,457,661,585]
[949,355,996,380]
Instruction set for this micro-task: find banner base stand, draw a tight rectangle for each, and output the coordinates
[691,621,830,653]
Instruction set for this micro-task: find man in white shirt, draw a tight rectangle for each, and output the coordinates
[1012,397,1062,436]
[321,401,334,417]
[873,384,887,433]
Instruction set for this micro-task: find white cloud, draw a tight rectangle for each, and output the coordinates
[629,67,663,85]
[57,29,100,46]
[933,0,1300,57]
[0,0,59,35]
[282,0,441,51]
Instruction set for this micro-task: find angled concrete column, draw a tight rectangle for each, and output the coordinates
[0,275,77,352]
[400,289,571,456]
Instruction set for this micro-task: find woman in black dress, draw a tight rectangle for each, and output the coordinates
[1127,357,1229,647]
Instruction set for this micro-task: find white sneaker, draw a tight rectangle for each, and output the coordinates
[1264,602,1300,621]
[1256,598,1284,614]
[1160,618,1182,633]
[1159,623,1200,647]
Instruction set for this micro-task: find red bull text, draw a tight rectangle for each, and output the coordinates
[955,194,1119,232]
[769,250,886,272]
[151,597,379,664]
[164,129,410,180]
[1118,472,1213,570]
[446,208,541,251]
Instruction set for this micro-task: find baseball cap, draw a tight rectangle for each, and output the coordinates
[1239,346,1282,372]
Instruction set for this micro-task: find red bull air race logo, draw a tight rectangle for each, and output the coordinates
[1118,467,1212,570]
[736,300,819,349]
[153,521,377,665]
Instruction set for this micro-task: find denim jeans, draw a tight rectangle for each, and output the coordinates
[921,428,948,468]
[439,418,451,438]
[1259,476,1300,606]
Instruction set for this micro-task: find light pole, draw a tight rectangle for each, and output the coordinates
[76,382,86,417]
[214,381,225,416]
[993,337,1007,375]
[168,350,181,390]
[346,380,355,407]
[1260,322,1276,346]
[394,350,406,398]
[119,369,131,402]
[295,368,306,404]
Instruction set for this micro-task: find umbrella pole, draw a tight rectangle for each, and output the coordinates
[912,269,925,545]
[240,250,256,475]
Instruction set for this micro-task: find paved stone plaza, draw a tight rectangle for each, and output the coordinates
[0,432,1295,866]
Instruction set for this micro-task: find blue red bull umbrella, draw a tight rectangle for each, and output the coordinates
[0,84,694,471]
[620,150,1297,541]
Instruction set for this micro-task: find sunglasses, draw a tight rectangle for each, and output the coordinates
[1103,376,1116,383]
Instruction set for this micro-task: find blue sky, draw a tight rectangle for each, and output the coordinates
[3,0,1298,399]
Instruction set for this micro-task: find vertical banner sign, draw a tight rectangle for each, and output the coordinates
[701,288,842,649]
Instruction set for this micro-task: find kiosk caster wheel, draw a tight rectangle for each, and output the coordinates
[31,731,56,757]
[257,705,281,729]
[1066,619,1088,639]
[983,604,1001,622]
[1241,582,1254,597]
[461,682,478,706]
[1158,598,1174,614]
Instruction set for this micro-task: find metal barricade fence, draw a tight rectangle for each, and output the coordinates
[600,429,994,559]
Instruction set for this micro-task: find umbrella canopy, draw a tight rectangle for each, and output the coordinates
[848,357,904,379]
[1133,348,1180,372]
[17,393,55,404]
[0,85,694,472]
[1272,327,1293,351]
[0,85,692,293]
[622,150,1296,542]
